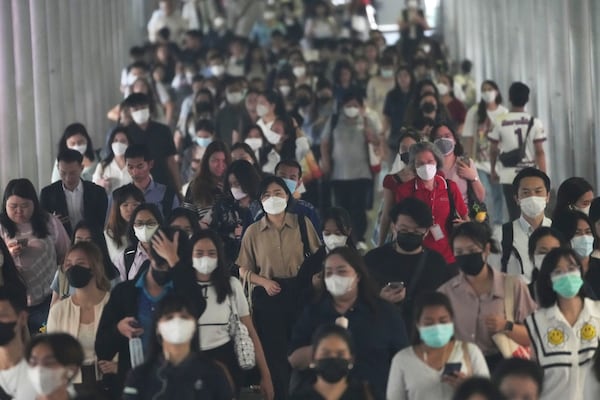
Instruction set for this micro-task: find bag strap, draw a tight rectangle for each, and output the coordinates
[518,117,535,158]
[500,222,524,274]
[461,341,473,376]
[446,179,457,231]
[503,275,516,322]
[123,246,137,279]
[297,215,312,259]
[405,250,429,303]
[160,185,176,218]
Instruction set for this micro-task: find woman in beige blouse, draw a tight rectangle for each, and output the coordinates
[47,241,115,393]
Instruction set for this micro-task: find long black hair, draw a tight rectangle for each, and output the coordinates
[223,160,262,201]
[58,122,96,162]
[126,203,164,246]
[411,291,455,345]
[553,177,594,220]
[536,247,586,308]
[71,220,119,281]
[101,126,132,169]
[190,230,233,304]
[322,207,355,249]
[0,179,49,239]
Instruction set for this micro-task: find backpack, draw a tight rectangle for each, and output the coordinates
[500,222,524,274]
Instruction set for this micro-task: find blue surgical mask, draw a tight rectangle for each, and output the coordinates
[282,178,297,193]
[194,137,212,148]
[571,235,594,258]
[418,323,454,348]
[551,271,584,299]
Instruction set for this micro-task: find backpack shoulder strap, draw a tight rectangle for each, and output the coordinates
[123,245,137,279]
[405,250,429,302]
[500,222,523,274]
[297,214,312,259]
[160,185,176,218]
[446,179,457,226]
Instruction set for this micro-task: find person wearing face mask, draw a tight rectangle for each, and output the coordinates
[394,142,469,264]
[462,80,509,227]
[430,124,485,207]
[526,227,568,299]
[488,168,552,284]
[320,90,382,250]
[113,204,163,282]
[436,73,467,133]
[215,78,252,146]
[190,231,273,399]
[366,198,457,327]
[146,0,188,44]
[124,93,182,193]
[51,123,99,183]
[290,324,375,400]
[0,286,38,400]
[210,160,262,265]
[41,150,108,237]
[552,210,597,278]
[376,131,418,246]
[256,90,286,140]
[180,119,215,184]
[93,127,133,194]
[96,226,201,394]
[25,333,88,400]
[387,292,489,400]
[297,208,355,302]
[383,66,415,153]
[366,56,397,128]
[439,223,536,371]
[167,207,201,241]
[46,242,113,394]
[586,199,600,300]
[525,247,600,400]
[489,82,547,222]
[122,293,231,400]
[237,176,321,399]
[259,114,310,176]
[553,177,594,219]
[289,247,408,400]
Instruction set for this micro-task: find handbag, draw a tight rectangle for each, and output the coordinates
[228,286,256,370]
[498,117,535,167]
[300,150,322,184]
[491,275,532,359]
[466,179,489,224]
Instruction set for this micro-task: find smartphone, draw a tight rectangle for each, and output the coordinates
[16,238,28,247]
[386,281,405,290]
[442,362,462,376]
[129,320,140,329]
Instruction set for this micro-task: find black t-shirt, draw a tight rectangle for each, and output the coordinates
[127,121,177,188]
[364,244,457,325]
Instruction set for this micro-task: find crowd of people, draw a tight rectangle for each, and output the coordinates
[0,0,598,399]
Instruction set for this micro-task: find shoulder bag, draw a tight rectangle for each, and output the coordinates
[228,286,256,370]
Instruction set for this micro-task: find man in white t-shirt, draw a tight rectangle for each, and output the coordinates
[489,82,547,221]
[0,286,37,399]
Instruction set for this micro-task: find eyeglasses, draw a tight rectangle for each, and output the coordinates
[133,221,158,228]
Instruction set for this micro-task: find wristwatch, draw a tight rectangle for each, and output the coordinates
[504,321,514,332]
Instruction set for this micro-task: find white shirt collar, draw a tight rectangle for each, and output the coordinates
[517,215,551,235]
[62,179,83,193]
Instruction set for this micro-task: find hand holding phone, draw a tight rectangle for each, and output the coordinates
[386,281,405,291]
[442,362,462,377]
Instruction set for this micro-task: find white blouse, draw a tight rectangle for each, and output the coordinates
[93,159,132,194]
[197,277,250,351]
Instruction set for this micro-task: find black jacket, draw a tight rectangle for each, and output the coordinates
[40,179,107,236]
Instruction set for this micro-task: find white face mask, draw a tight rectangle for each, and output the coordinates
[244,138,263,151]
[344,106,360,119]
[436,83,449,96]
[210,65,225,77]
[264,129,281,145]
[134,225,159,243]
[481,90,497,104]
[28,365,68,396]
[571,235,595,258]
[69,144,87,155]
[256,104,270,118]
[519,196,547,218]
[534,254,546,269]
[226,91,244,105]
[231,187,248,200]
[131,108,150,125]
[279,85,292,97]
[262,196,287,215]
[158,317,197,344]
[293,66,306,78]
[575,205,591,216]
[381,69,394,79]
[185,72,195,83]
[192,256,218,275]
[323,234,348,251]
[112,142,128,156]
[325,275,355,297]
[416,164,437,181]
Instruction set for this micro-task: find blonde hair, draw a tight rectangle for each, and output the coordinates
[66,242,111,292]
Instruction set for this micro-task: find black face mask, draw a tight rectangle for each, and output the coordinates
[314,358,352,383]
[151,267,172,286]
[455,252,485,276]
[396,232,424,252]
[420,101,436,114]
[66,265,93,289]
[0,322,17,346]
[399,151,410,164]
[296,96,312,107]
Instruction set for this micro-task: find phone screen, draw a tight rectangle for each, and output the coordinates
[442,362,462,376]
[386,282,405,290]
